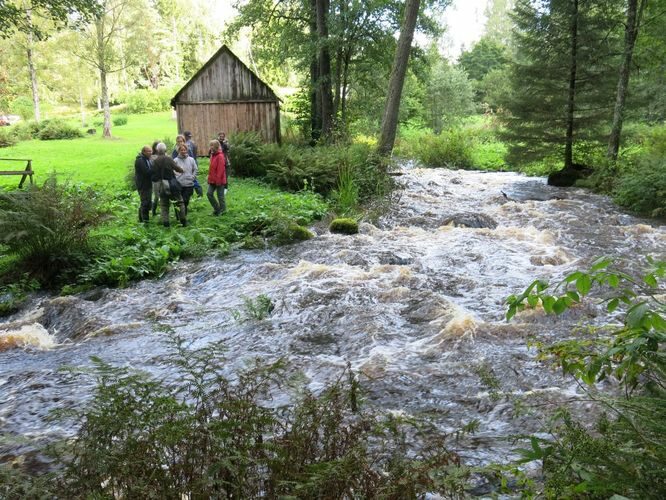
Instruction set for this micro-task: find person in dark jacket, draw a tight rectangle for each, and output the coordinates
[152,142,186,227]
[150,141,161,216]
[207,140,227,216]
[134,145,153,223]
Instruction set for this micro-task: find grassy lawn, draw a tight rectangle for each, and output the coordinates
[0,112,177,187]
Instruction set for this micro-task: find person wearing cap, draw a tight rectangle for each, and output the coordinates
[183,131,203,197]
[183,131,198,161]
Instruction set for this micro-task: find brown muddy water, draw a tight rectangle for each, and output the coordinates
[1,166,664,467]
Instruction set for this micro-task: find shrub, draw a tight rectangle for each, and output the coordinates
[0,176,105,285]
[265,144,377,197]
[329,217,359,234]
[9,120,41,141]
[9,96,33,121]
[120,87,174,114]
[414,129,476,169]
[0,127,16,147]
[112,114,128,126]
[36,119,84,140]
[229,131,266,177]
[614,155,666,217]
[4,336,471,497]
[613,126,666,217]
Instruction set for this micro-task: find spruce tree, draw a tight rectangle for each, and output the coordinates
[501,0,623,174]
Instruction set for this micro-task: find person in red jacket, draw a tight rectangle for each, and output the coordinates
[207,140,227,216]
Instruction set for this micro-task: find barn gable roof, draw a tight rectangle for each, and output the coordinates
[171,45,279,106]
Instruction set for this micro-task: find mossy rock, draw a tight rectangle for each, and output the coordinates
[289,224,314,241]
[329,218,359,235]
[273,224,314,245]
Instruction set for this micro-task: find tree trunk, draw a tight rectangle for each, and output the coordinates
[96,18,112,138]
[333,45,342,118]
[564,0,579,169]
[309,0,322,142]
[607,0,646,162]
[316,0,334,138]
[341,47,352,126]
[100,68,111,137]
[377,0,421,155]
[79,87,86,127]
[172,16,180,81]
[26,10,40,122]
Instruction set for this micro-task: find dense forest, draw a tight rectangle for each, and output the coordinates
[0,0,665,498]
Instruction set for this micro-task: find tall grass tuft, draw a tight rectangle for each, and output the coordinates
[0,175,105,285]
[333,162,359,215]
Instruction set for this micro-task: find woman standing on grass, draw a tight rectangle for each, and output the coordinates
[174,144,197,215]
[207,140,226,216]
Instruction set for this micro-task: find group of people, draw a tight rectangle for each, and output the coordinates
[134,131,230,227]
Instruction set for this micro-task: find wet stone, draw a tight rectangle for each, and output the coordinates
[378,252,414,266]
[38,296,106,341]
[441,213,498,229]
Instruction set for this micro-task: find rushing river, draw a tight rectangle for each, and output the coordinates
[1,166,664,467]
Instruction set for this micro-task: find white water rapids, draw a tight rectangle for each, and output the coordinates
[1,166,664,466]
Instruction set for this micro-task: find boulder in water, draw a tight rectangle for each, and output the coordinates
[442,213,498,229]
[547,163,593,187]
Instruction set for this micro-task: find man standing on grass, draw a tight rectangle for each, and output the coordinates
[152,142,186,227]
[134,145,153,223]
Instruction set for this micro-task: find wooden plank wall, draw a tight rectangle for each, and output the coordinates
[176,102,279,145]
[179,50,274,102]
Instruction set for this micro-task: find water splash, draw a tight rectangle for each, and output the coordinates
[0,324,56,351]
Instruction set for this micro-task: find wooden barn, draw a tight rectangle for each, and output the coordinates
[171,45,281,144]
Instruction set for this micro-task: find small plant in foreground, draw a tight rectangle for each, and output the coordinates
[506,257,666,498]
[232,293,275,322]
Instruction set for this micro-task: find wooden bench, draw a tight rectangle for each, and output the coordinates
[0,159,34,188]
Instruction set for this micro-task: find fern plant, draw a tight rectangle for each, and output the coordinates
[0,175,105,285]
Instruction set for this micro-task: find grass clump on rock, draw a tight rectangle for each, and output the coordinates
[329,218,359,235]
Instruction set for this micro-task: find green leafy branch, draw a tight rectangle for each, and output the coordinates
[505,257,666,392]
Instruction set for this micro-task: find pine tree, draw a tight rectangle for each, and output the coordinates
[501,0,623,178]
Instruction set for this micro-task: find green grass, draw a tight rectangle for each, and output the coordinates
[0,112,176,187]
